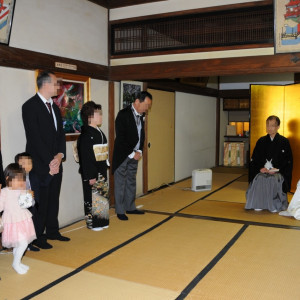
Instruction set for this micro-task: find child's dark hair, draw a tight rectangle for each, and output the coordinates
[14,152,32,164]
[4,163,26,186]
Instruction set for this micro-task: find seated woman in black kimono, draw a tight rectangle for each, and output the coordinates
[245,115,293,212]
[77,101,109,231]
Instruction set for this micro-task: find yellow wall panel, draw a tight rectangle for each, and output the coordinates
[250,85,284,155]
[284,84,300,192]
[250,84,300,192]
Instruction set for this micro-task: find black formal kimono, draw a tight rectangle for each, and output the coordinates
[78,125,109,229]
[246,133,293,212]
[249,133,293,192]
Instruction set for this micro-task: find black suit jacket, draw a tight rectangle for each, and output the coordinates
[112,105,145,174]
[0,150,5,188]
[22,94,66,176]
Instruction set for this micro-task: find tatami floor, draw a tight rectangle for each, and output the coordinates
[1,167,300,299]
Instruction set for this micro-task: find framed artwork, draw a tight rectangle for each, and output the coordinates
[35,71,90,141]
[0,0,16,45]
[120,81,143,109]
[274,0,300,54]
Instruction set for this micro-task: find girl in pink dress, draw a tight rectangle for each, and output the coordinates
[0,163,36,274]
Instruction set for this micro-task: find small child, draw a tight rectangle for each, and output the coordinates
[0,163,36,274]
[15,152,55,251]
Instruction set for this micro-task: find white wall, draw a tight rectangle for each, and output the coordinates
[10,0,108,65]
[219,73,294,90]
[110,0,263,20]
[0,67,109,227]
[0,0,109,227]
[175,92,216,181]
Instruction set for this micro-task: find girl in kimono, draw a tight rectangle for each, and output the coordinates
[78,101,109,231]
[0,164,36,274]
[245,115,293,212]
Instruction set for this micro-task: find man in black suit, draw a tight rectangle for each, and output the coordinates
[22,71,70,249]
[0,150,5,189]
[112,91,152,221]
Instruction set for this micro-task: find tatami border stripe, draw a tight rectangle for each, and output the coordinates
[143,210,300,231]
[175,224,249,300]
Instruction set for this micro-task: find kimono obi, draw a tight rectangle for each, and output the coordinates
[93,143,108,161]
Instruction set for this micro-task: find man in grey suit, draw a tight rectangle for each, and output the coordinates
[112,91,152,221]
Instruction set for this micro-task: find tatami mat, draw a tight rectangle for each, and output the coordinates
[0,256,74,299]
[1,169,300,299]
[180,200,300,227]
[136,173,242,213]
[25,213,166,268]
[37,271,179,300]
[85,218,242,291]
[187,225,300,300]
[205,181,248,203]
[37,271,178,300]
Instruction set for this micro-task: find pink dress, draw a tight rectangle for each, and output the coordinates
[0,188,36,248]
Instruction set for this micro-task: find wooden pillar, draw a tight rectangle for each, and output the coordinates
[216,97,220,166]
[108,81,115,206]
[143,82,148,194]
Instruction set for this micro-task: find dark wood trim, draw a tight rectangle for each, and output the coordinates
[146,80,218,97]
[110,0,166,9]
[108,81,115,206]
[143,82,149,194]
[219,89,250,99]
[88,0,108,8]
[66,135,79,142]
[110,53,300,81]
[110,43,273,60]
[216,97,220,166]
[0,45,108,80]
[294,73,300,83]
[89,0,166,9]
[108,9,112,68]
[109,0,272,24]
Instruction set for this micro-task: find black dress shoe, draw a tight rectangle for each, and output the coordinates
[27,243,40,252]
[32,240,53,249]
[117,214,128,220]
[47,235,70,241]
[126,209,145,215]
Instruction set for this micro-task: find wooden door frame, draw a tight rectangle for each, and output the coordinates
[142,82,149,194]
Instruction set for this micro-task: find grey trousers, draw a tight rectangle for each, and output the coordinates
[114,157,138,214]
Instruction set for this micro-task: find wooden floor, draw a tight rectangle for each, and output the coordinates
[1,167,300,299]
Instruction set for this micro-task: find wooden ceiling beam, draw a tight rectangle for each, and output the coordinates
[0,45,108,80]
[146,79,218,97]
[110,53,300,81]
[88,0,109,9]
[88,0,166,9]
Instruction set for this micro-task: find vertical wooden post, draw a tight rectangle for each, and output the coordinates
[143,82,148,194]
[216,97,220,166]
[108,81,115,206]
